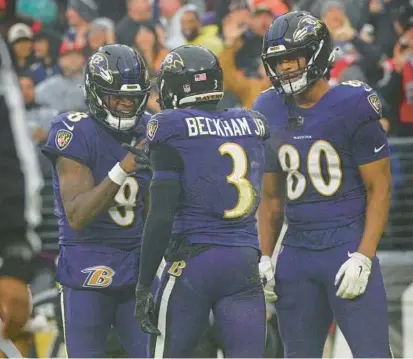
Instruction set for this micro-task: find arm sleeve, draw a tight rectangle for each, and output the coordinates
[137,143,183,287]
[0,36,43,283]
[264,142,281,173]
[149,142,184,180]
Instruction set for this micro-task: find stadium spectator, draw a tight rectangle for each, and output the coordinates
[133,24,168,76]
[63,0,99,49]
[19,74,58,175]
[35,43,87,113]
[16,0,58,26]
[377,3,413,136]
[393,29,413,136]
[234,6,273,77]
[116,0,154,47]
[322,1,386,87]
[29,30,61,85]
[84,17,116,58]
[159,0,198,49]
[7,23,34,72]
[220,14,270,108]
[294,0,370,31]
[20,75,57,145]
[251,0,289,16]
[180,8,223,55]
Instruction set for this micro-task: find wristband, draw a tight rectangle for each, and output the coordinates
[108,162,128,186]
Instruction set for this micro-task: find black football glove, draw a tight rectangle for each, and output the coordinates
[134,284,161,336]
[122,143,151,173]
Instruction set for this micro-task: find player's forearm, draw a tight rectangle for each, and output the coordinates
[257,198,284,257]
[66,177,120,231]
[138,179,181,288]
[358,180,391,259]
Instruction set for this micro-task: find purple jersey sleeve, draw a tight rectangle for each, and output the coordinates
[252,88,274,125]
[42,112,93,166]
[352,92,389,165]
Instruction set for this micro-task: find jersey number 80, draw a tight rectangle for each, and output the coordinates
[279,140,342,200]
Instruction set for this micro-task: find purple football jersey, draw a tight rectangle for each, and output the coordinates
[146,107,269,249]
[253,82,389,245]
[43,111,151,248]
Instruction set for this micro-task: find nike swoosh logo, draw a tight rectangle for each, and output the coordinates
[374,144,385,153]
[62,121,74,131]
[358,265,363,276]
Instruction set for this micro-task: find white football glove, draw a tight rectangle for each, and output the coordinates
[259,256,278,303]
[335,252,372,299]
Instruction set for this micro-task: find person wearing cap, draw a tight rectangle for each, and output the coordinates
[29,29,61,85]
[63,0,98,49]
[35,43,87,114]
[7,23,34,72]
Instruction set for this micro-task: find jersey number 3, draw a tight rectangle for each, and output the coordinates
[279,140,342,200]
[108,177,140,226]
[219,142,255,219]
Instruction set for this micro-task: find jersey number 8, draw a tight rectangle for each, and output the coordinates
[279,140,342,200]
[108,177,140,226]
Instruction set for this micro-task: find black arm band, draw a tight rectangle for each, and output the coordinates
[138,179,181,287]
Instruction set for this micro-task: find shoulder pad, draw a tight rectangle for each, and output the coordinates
[340,80,373,93]
[338,81,382,121]
[146,110,185,144]
[49,111,93,148]
[52,111,91,129]
[43,111,94,164]
[260,86,275,94]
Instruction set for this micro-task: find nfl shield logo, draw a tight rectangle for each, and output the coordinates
[183,84,191,93]
[147,119,159,141]
[55,129,73,151]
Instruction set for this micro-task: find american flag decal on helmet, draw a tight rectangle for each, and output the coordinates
[194,73,207,81]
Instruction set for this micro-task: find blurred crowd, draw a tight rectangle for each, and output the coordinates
[1,1,412,357]
[1,0,412,170]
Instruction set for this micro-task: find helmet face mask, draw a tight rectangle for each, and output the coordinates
[262,12,335,96]
[85,45,151,133]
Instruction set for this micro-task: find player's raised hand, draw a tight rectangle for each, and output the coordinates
[134,284,161,336]
[259,256,278,303]
[121,140,151,173]
[334,252,372,299]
